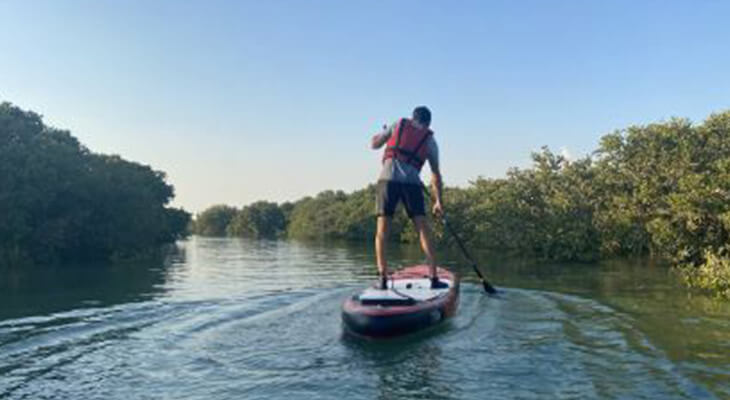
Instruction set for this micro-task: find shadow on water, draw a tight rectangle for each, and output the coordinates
[0,244,186,320]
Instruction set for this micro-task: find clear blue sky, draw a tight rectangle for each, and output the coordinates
[2,1,729,212]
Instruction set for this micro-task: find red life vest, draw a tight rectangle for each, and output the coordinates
[382,118,433,170]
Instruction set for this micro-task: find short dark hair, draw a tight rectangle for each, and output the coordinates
[412,106,431,126]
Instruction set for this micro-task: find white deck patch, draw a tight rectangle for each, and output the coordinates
[359,278,452,302]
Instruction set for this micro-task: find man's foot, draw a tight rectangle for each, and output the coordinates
[430,277,448,289]
[377,275,388,290]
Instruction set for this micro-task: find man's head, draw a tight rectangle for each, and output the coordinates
[412,106,431,127]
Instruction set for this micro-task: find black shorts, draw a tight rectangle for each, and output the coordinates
[376,181,425,218]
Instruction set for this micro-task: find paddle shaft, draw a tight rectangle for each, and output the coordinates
[422,185,497,294]
[440,215,497,294]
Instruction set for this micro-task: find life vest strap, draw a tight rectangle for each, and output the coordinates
[393,118,406,148]
[404,131,432,166]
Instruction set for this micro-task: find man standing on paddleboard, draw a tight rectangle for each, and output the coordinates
[370,106,446,290]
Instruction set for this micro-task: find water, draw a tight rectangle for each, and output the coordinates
[1,237,729,399]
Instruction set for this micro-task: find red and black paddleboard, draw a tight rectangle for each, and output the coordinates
[342,265,460,338]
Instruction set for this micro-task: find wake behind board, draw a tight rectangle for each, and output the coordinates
[342,265,460,338]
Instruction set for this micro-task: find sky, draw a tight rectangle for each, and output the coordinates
[1,0,729,213]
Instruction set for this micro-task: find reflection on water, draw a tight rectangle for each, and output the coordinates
[0,246,184,320]
[0,237,728,399]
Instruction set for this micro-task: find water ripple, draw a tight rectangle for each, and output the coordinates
[1,238,728,399]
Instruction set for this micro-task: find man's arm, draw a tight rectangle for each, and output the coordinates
[431,171,443,200]
[427,138,444,215]
[430,171,444,216]
[371,123,394,149]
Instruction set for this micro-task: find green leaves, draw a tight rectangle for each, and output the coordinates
[192,205,238,236]
[227,201,286,239]
[678,249,730,299]
[286,187,382,241]
[0,102,190,265]
[590,112,730,297]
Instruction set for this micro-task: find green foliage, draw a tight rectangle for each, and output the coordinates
[227,201,286,238]
[192,205,238,236]
[287,187,385,241]
[193,185,414,243]
[590,113,730,297]
[0,102,190,265]
[593,114,730,265]
[678,250,730,299]
[437,148,600,262]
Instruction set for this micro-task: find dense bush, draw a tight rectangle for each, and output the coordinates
[454,150,600,261]
[679,250,730,299]
[0,102,190,265]
[191,205,238,236]
[227,201,286,238]
[194,186,411,242]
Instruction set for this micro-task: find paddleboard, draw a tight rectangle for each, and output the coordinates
[342,265,460,338]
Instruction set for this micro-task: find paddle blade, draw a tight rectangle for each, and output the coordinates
[482,281,498,295]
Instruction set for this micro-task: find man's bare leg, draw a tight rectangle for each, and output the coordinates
[412,216,437,279]
[375,216,391,287]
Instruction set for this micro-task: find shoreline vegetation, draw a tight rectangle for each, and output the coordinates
[0,102,190,266]
[1,101,727,298]
[192,110,730,299]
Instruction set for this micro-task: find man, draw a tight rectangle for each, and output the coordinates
[370,106,445,290]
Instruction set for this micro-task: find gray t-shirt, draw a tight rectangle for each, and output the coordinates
[373,121,439,184]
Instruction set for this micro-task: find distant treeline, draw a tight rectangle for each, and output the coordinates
[194,111,730,298]
[0,102,190,265]
[192,189,419,242]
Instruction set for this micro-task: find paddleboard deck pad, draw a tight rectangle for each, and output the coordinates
[342,265,460,338]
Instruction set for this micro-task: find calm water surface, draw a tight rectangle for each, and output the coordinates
[1,237,729,399]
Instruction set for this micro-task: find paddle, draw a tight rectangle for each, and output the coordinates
[423,185,498,295]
